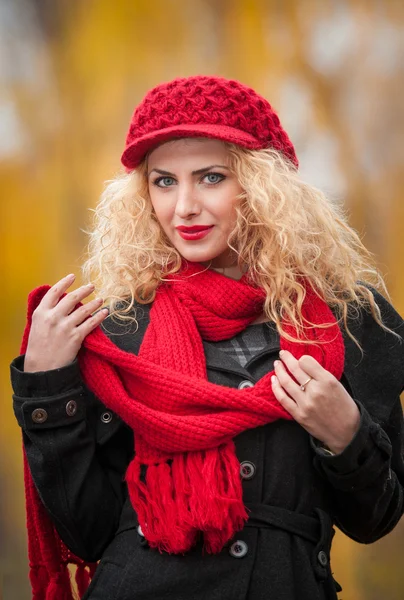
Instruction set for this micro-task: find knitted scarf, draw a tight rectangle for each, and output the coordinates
[20,262,345,599]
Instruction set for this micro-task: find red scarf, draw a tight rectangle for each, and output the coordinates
[20,263,344,599]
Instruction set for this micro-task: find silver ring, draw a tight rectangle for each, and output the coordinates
[300,377,313,392]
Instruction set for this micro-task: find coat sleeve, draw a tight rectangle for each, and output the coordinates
[311,289,404,543]
[11,354,134,562]
[311,396,404,543]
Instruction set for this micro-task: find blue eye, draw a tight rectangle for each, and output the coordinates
[154,176,176,188]
[152,172,225,187]
[203,173,225,184]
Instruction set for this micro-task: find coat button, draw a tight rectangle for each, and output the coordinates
[100,411,113,424]
[238,380,254,390]
[240,461,256,480]
[65,400,77,417]
[317,550,328,566]
[137,524,148,547]
[31,408,48,424]
[229,540,248,558]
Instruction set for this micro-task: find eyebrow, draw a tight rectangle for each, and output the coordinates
[148,164,229,177]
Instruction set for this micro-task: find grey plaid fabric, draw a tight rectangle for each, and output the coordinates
[210,322,275,368]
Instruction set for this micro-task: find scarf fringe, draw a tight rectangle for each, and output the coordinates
[75,564,94,598]
[30,562,93,600]
[45,567,72,600]
[126,441,248,554]
[30,565,48,600]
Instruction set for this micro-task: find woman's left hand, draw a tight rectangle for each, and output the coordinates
[271,349,361,455]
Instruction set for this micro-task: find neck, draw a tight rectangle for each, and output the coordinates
[211,264,244,280]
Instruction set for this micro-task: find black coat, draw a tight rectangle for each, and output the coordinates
[11,288,404,600]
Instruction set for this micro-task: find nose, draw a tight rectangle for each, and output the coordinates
[174,182,201,219]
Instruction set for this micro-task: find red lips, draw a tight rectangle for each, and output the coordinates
[176,225,213,232]
[176,225,214,241]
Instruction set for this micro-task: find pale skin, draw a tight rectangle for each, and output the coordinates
[25,137,360,454]
[24,274,108,372]
[147,138,242,268]
[271,351,360,454]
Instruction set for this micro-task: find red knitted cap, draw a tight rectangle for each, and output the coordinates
[121,75,298,169]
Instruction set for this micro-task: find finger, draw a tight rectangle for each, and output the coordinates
[77,307,109,336]
[279,349,311,387]
[273,359,302,400]
[271,375,299,418]
[298,354,328,380]
[67,297,104,326]
[55,283,96,316]
[41,273,76,309]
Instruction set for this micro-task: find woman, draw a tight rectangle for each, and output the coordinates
[11,75,404,600]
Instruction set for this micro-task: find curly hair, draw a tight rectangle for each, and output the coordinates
[82,142,393,347]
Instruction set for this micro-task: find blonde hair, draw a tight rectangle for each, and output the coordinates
[82,142,393,346]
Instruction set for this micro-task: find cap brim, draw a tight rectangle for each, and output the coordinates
[121,123,262,169]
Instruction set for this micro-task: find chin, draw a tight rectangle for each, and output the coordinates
[180,251,234,269]
[178,251,219,264]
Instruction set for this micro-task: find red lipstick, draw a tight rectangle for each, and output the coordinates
[176,225,214,240]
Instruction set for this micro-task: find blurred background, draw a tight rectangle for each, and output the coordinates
[1,0,403,598]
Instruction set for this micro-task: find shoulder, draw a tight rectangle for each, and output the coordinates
[344,286,404,350]
[100,300,151,354]
[365,286,403,332]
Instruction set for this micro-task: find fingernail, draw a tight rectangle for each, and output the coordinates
[271,375,277,384]
[279,350,285,356]
[274,360,279,367]
[66,273,75,279]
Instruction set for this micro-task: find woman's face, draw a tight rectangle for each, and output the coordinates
[147,138,243,268]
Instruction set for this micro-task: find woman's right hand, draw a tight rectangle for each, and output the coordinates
[24,273,109,373]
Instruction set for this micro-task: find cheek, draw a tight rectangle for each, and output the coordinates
[214,191,239,223]
[149,194,171,224]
